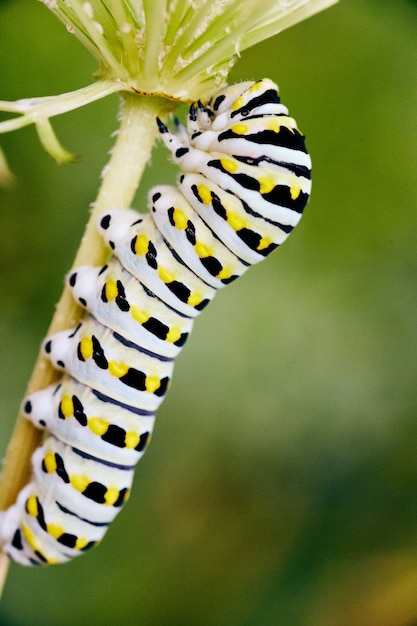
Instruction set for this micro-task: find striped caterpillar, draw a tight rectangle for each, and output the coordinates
[0,78,312,566]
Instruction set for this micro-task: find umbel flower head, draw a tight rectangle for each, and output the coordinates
[0,0,337,167]
[43,0,337,101]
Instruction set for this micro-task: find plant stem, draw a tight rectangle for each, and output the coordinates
[0,90,172,596]
[0,80,121,132]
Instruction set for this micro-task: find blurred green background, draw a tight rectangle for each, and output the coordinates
[0,1,416,624]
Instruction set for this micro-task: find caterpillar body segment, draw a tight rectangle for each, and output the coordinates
[98,210,216,316]
[68,261,193,359]
[43,317,173,412]
[23,380,154,466]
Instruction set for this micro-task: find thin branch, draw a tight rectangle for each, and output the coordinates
[0,80,123,134]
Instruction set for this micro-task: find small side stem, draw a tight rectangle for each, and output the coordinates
[0,91,172,594]
[0,80,122,133]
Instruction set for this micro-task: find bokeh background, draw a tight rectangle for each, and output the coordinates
[0,1,416,624]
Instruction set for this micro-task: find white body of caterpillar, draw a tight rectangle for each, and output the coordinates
[0,79,312,565]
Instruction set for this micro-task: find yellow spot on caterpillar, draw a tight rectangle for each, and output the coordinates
[70,474,90,493]
[220,157,238,173]
[145,376,160,393]
[267,119,281,133]
[195,242,212,258]
[231,123,248,135]
[26,496,39,517]
[187,293,202,307]
[47,523,64,540]
[259,177,275,194]
[231,96,244,111]
[172,208,188,230]
[104,487,119,506]
[24,524,57,563]
[158,266,175,284]
[268,117,295,133]
[79,336,93,360]
[227,212,246,231]
[249,81,262,92]
[43,451,57,474]
[75,537,89,550]
[22,524,40,552]
[258,237,272,251]
[131,306,150,324]
[217,267,232,280]
[125,431,140,449]
[197,184,211,205]
[166,326,181,343]
[108,360,130,378]
[290,186,301,200]
[60,395,74,418]
[134,234,149,256]
[88,417,109,436]
[104,279,118,302]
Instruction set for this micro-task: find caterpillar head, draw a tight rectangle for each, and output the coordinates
[158,78,291,166]
[205,78,283,130]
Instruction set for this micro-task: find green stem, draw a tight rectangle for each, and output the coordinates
[0,91,172,592]
[0,80,122,134]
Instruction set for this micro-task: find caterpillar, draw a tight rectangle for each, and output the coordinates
[0,78,312,566]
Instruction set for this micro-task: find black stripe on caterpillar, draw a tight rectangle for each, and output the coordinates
[0,78,312,566]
